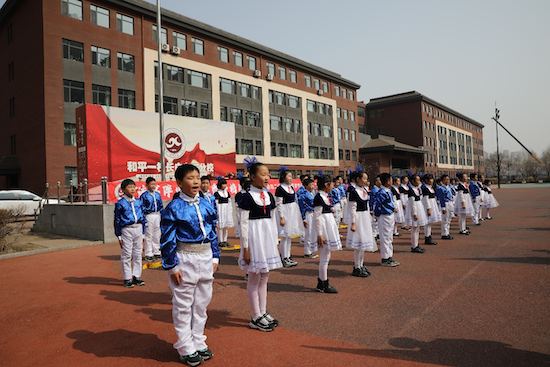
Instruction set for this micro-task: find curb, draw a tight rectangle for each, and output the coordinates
[0,240,104,260]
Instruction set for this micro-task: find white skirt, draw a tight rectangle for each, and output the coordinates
[303,211,316,244]
[238,218,282,273]
[405,201,429,227]
[309,213,342,253]
[276,202,305,237]
[479,190,489,207]
[340,197,347,221]
[346,211,377,251]
[454,192,474,216]
[342,200,351,225]
[393,200,405,223]
[486,194,500,208]
[217,202,234,228]
[425,198,442,223]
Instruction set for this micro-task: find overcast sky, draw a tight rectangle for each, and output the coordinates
[3,0,548,155]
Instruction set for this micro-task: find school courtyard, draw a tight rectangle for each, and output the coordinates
[1,186,549,367]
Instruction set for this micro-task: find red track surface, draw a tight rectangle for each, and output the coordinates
[1,187,549,367]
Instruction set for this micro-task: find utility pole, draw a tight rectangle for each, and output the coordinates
[157,0,166,181]
[495,107,501,188]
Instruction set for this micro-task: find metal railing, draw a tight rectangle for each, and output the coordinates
[43,177,109,205]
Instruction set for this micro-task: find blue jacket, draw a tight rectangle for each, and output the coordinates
[296,186,307,199]
[370,185,380,209]
[469,181,481,200]
[139,190,164,214]
[374,187,395,217]
[435,185,453,208]
[114,197,146,237]
[160,193,220,271]
[329,187,341,205]
[298,189,315,220]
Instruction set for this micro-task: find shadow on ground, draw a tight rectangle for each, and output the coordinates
[63,276,121,286]
[453,257,550,265]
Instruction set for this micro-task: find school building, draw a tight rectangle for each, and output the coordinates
[364,91,485,178]
[0,0,363,195]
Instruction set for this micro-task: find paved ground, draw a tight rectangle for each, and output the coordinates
[1,187,549,367]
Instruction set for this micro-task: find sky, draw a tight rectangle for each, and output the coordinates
[3,0,548,155]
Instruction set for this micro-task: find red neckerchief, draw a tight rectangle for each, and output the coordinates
[260,191,266,215]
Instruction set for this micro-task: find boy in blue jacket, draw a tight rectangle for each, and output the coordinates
[374,173,398,267]
[469,173,483,226]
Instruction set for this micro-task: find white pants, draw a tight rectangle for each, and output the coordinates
[333,203,342,224]
[218,227,228,243]
[378,213,395,260]
[144,213,161,257]
[424,223,432,238]
[318,244,331,281]
[411,226,420,248]
[471,200,480,224]
[235,208,241,238]
[372,214,379,237]
[169,251,214,357]
[441,208,452,236]
[280,237,292,259]
[485,208,491,218]
[459,214,467,232]
[120,226,143,280]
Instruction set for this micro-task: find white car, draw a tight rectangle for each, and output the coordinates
[0,190,65,216]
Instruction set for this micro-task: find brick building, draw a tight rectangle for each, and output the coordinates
[365,91,485,177]
[0,0,362,194]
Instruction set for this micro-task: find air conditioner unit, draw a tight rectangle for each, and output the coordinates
[317,89,323,96]
[253,70,261,78]
[171,46,180,55]
[161,43,169,52]
[266,74,274,81]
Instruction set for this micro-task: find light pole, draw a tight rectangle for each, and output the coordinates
[495,108,501,188]
[157,0,166,181]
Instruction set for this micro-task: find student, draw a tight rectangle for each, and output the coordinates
[399,175,411,231]
[436,175,454,240]
[329,176,343,225]
[298,178,319,259]
[347,171,375,276]
[404,174,428,254]
[370,176,382,241]
[296,174,311,245]
[238,160,282,332]
[214,178,234,248]
[455,172,474,235]
[483,180,499,219]
[114,179,147,288]
[469,173,483,226]
[337,176,348,224]
[199,176,214,205]
[391,177,404,237]
[421,174,441,245]
[374,173,400,266]
[160,164,219,366]
[449,177,458,216]
[140,177,163,262]
[235,176,250,240]
[312,173,342,293]
[478,175,488,222]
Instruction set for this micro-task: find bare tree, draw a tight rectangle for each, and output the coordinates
[514,151,542,181]
[540,145,550,178]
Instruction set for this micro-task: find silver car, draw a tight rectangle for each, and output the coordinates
[0,190,65,216]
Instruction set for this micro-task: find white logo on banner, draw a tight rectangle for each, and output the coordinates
[164,128,186,159]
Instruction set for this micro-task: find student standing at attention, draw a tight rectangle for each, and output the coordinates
[375,173,400,266]
[160,164,219,366]
[214,178,234,248]
[298,178,319,259]
[404,174,428,254]
[140,177,163,262]
[114,179,147,288]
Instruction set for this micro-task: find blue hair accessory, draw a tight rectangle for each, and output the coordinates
[237,173,243,180]
[456,171,462,175]
[355,165,362,172]
[406,170,413,177]
[278,165,288,174]
[419,173,425,179]
[216,175,224,180]
[317,169,324,177]
[347,169,352,175]
[243,156,259,169]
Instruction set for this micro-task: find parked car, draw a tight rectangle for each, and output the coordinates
[0,190,65,216]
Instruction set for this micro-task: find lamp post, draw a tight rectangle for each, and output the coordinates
[157,0,166,181]
[495,108,501,188]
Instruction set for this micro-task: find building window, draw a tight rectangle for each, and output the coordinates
[118,89,135,109]
[344,128,349,140]
[181,100,197,117]
[278,143,288,157]
[309,146,319,159]
[337,108,341,118]
[342,88,347,99]
[270,115,282,131]
[271,142,276,157]
[255,140,263,155]
[318,103,325,115]
[220,78,236,94]
[322,125,332,138]
[307,100,316,112]
[166,65,184,83]
[155,95,178,114]
[307,122,312,135]
[217,46,229,62]
[92,84,111,106]
[314,78,320,90]
[231,108,243,125]
[117,52,134,73]
[313,123,321,136]
[350,111,355,122]
[64,123,76,146]
[345,150,351,160]
[359,125,367,134]
[220,106,228,121]
[246,111,261,127]
[320,147,328,160]
[8,61,14,82]
[239,82,251,98]
[339,149,343,160]
[152,25,168,43]
[327,105,333,116]
[62,0,82,20]
[368,110,375,119]
[295,120,301,133]
[343,109,348,120]
[351,130,356,141]
[329,148,334,160]
[192,38,204,55]
[266,62,275,76]
[90,5,109,28]
[241,139,253,155]
[116,13,134,35]
[252,86,261,100]
[233,51,243,67]
[349,91,354,101]
[278,66,286,80]
[284,118,293,132]
[288,95,300,108]
[91,46,110,68]
[63,79,84,103]
[9,97,15,118]
[173,31,186,49]
[358,106,366,118]
[247,56,256,70]
[335,86,340,96]
[62,39,84,62]
[289,70,297,83]
[188,70,209,88]
[322,81,328,93]
[305,75,311,88]
[352,150,357,161]
[65,166,78,187]
[275,92,285,105]
[338,127,342,140]
[290,144,301,158]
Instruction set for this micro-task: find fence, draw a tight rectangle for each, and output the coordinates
[43,177,109,205]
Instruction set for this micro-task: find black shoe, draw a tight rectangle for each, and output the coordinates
[411,246,426,253]
[249,315,274,332]
[441,235,454,240]
[154,254,162,260]
[144,256,154,262]
[466,226,470,230]
[424,236,438,245]
[323,279,338,293]
[459,230,470,235]
[479,218,485,222]
[288,257,298,266]
[262,312,279,327]
[180,352,202,366]
[375,235,380,241]
[197,348,213,361]
[243,274,248,281]
[316,278,325,292]
[361,266,372,276]
[401,227,411,231]
[381,258,399,267]
[132,276,145,286]
[475,223,482,226]
[486,216,493,220]
[123,279,135,288]
[282,258,293,268]
[352,267,369,277]
[393,233,402,237]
